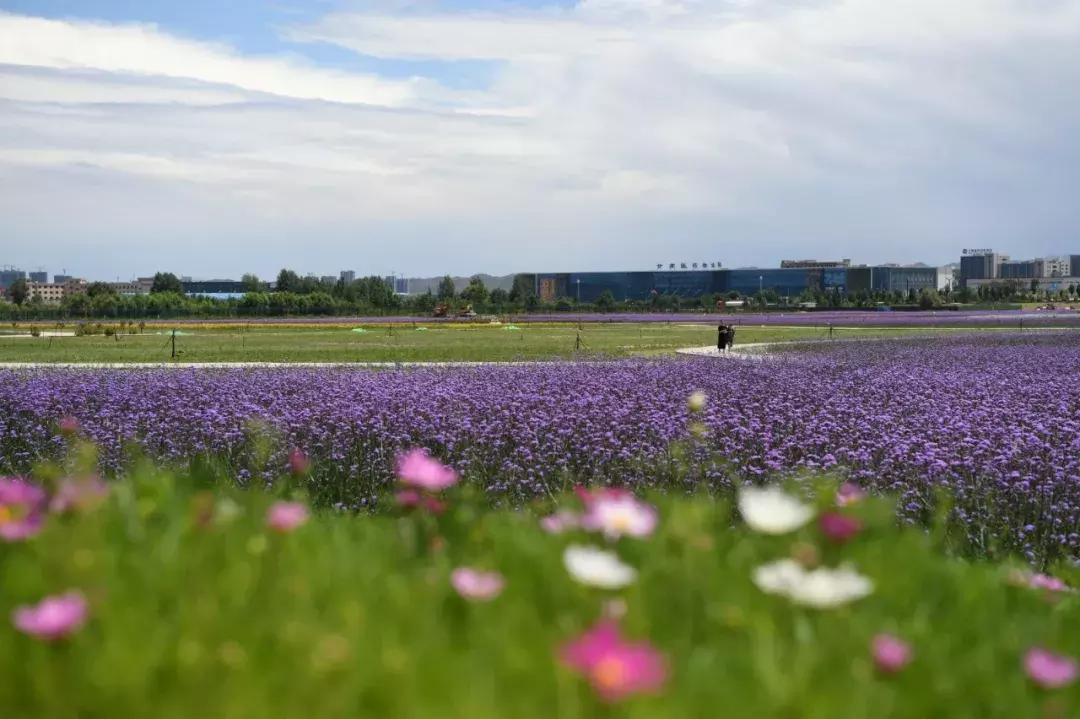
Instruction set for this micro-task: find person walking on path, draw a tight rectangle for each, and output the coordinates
[717,324,732,353]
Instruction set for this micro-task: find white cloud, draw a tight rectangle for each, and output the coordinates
[0,12,418,106]
[1,2,1079,278]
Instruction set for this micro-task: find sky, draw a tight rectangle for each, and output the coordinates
[1,0,1079,281]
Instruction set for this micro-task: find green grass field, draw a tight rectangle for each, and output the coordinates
[0,323,1005,363]
[2,457,1077,718]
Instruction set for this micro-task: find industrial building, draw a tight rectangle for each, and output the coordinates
[27,279,87,304]
[533,265,943,303]
[958,250,1080,290]
[999,259,1045,280]
[0,267,26,289]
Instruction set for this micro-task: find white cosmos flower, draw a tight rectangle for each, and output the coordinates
[563,545,637,589]
[752,559,806,596]
[788,565,873,608]
[753,559,874,609]
[738,487,814,534]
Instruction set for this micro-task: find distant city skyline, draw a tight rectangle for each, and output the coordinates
[7,248,1080,285]
[3,2,1080,278]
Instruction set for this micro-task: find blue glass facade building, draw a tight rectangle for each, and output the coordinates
[534,266,938,302]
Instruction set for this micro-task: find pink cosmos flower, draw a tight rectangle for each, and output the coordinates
[561,620,667,703]
[13,591,88,640]
[1028,573,1069,593]
[581,493,658,540]
[836,483,867,507]
[266,501,309,533]
[395,449,459,491]
[0,477,47,541]
[58,416,81,436]
[1024,648,1079,689]
[819,512,863,544]
[451,568,505,601]
[872,634,913,675]
[50,475,109,515]
[540,510,580,534]
[288,448,310,476]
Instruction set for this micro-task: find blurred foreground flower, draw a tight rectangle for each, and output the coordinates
[687,391,708,413]
[266,501,309,533]
[819,512,863,544]
[581,493,657,540]
[1024,648,1078,689]
[0,477,47,541]
[753,558,873,608]
[1028,573,1070,593]
[396,449,459,491]
[395,490,447,515]
[58,416,81,436]
[836,483,867,507]
[561,620,666,703]
[288,448,311,476]
[13,591,88,641]
[540,510,580,534]
[451,568,505,601]
[738,487,814,535]
[50,476,109,515]
[872,634,913,675]
[564,545,637,589]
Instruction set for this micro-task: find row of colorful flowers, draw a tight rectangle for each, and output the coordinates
[3,433,1078,701]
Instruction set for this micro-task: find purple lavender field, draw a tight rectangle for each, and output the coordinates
[1,332,1078,561]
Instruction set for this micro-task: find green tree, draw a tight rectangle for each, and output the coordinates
[86,282,118,298]
[508,274,535,304]
[488,288,509,306]
[275,269,301,294]
[437,275,457,300]
[241,273,263,293]
[460,276,489,305]
[8,278,29,305]
[150,272,183,294]
[596,289,616,312]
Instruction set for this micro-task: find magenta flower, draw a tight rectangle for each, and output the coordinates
[13,591,88,640]
[451,568,505,601]
[1024,648,1079,689]
[836,482,867,507]
[0,477,47,542]
[561,620,667,703]
[50,476,109,515]
[819,512,863,544]
[395,449,459,491]
[266,501,309,533]
[288,448,310,476]
[58,416,80,436]
[872,634,913,675]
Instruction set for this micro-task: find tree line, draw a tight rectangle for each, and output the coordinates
[3,268,1078,320]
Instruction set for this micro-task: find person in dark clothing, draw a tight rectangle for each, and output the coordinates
[717,324,730,352]
[727,325,736,350]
